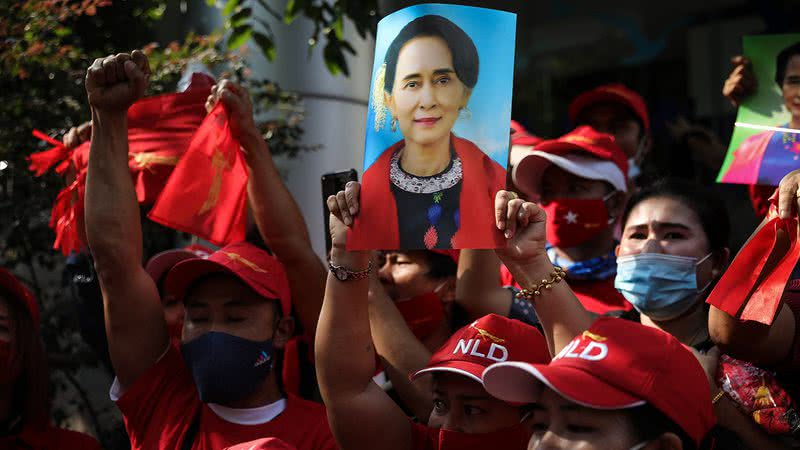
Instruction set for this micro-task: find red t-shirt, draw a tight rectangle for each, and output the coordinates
[115,345,337,450]
[0,423,101,450]
[500,264,632,315]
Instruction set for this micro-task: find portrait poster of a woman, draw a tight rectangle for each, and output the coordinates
[348,5,517,250]
[719,36,800,186]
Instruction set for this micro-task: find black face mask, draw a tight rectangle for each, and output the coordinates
[181,331,274,404]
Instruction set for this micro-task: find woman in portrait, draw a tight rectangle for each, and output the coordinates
[722,41,800,185]
[349,14,506,250]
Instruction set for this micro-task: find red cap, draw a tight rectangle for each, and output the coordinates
[411,314,550,384]
[510,120,543,147]
[569,83,650,132]
[145,244,215,288]
[164,242,292,316]
[0,268,39,325]
[224,438,297,450]
[512,126,628,200]
[483,317,714,447]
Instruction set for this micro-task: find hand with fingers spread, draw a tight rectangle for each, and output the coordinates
[777,169,800,219]
[493,190,548,265]
[85,50,150,113]
[63,121,92,149]
[722,56,756,108]
[326,181,362,251]
[205,79,261,146]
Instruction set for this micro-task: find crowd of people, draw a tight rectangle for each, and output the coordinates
[3,36,800,450]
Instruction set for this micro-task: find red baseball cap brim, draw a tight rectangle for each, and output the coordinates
[512,150,627,200]
[145,249,198,286]
[483,361,645,409]
[165,258,290,315]
[411,359,487,384]
[569,88,649,132]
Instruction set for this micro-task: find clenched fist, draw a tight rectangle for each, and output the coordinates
[86,50,150,113]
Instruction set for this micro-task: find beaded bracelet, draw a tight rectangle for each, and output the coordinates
[515,266,567,301]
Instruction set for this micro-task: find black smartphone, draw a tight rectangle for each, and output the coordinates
[321,169,358,254]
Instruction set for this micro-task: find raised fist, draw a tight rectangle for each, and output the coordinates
[85,50,150,113]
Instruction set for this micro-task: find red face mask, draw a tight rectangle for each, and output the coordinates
[542,196,611,248]
[395,291,446,341]
[437,422,531,450]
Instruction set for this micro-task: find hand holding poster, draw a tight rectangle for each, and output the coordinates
[347,4,516,251]
[718,35,800,186]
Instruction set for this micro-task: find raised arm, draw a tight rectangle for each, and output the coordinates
[316,182,412,450]
[709,170,800,365]
[83,51,168,389]
[367,269,434,421]
[205,81,326,336]
[494,191,593,355]
[455,249,515,319]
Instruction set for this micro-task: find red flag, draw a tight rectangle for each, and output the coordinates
[38,74,213,255]
[707,191,800,324]
[148,103,248,246]
[29,129,72,176]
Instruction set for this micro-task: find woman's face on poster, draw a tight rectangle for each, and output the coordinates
[782,54,800,119]
[385,36,471,147]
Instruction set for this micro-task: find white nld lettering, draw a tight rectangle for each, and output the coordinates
[486,343,508,362]
[579,342,608,361]
[554,340,578,360]
[453,339,473,355]
[470,339,487,358]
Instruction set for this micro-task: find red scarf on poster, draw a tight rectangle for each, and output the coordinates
[148,103,248,246]
[30,74,212,255]
[706,191,800,324]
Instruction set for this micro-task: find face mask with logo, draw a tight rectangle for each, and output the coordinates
[395,290,446,341]
[181,332,274,404]
[542,192,615,249]
[615,253,713,321]
[437,422,531,450]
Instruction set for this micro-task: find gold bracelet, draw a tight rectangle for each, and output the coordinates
[516,266,567,301]
[712,390,725,405]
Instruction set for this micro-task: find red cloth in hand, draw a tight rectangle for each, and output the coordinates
[706,190,800,324]
[148,103,248,246]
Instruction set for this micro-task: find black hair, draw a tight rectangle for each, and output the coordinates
[622,178,730,255]
[775,42,800,87]
[383,15,479,94]
[626,404,698,450]
[419,250,457,280]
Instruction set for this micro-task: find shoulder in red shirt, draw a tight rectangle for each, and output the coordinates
[115,344,337,450]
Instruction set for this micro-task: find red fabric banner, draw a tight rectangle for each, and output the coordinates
[707,191,800,324]
[148,103,248,246]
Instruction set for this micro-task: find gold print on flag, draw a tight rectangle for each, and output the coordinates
[198,148,231,216]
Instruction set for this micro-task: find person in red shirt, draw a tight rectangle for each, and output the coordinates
[483,317,716,449]
[320,182,558,450]
[568,83,651,182]
[0,268,102,450]
[225,438,298,450]
[508,125,631,315]
[82,51,335,449]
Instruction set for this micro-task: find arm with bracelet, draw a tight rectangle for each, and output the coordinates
[492,190,594,356]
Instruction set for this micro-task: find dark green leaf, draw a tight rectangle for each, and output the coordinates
[230,6,252,26]
[227,25,252,49]
[222,0,240,16]
[253,32,276,61]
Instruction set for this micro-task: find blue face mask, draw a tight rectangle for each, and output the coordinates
[181,331,274,404]
[614,253,712,321]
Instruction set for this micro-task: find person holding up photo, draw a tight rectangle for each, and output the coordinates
[350,14,506,251]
